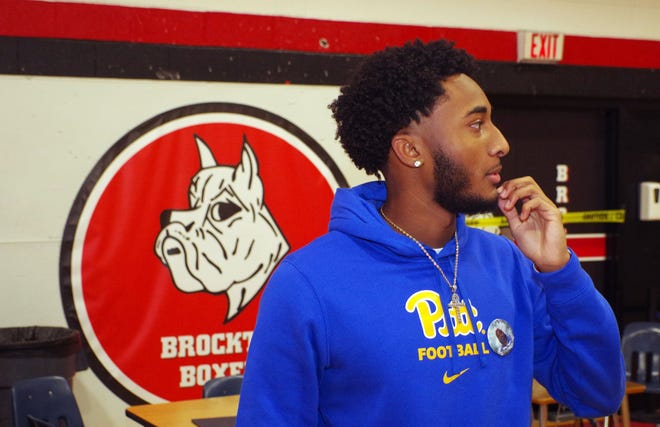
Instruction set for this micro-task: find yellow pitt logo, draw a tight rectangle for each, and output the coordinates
[405,290,483,338]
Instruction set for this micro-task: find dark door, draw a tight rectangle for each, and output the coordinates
[490,104,617,299]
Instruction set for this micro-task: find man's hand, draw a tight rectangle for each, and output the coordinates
[497,176,570,272]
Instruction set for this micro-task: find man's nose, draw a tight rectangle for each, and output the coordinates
[490,125,510,158]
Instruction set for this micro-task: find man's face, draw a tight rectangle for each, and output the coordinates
[413,74,510,214]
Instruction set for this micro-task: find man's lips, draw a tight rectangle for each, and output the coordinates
[486,165,503,184]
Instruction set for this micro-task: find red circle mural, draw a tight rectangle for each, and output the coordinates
[60,103,347,403]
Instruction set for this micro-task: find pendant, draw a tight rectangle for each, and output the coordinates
[448,292,466,325]
[448,292,465,309]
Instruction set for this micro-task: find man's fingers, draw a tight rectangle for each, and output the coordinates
[498,177,553,213]
[518,197,545,221]
[497,195,521,227]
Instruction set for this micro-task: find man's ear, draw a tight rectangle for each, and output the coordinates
[391,133,424,169]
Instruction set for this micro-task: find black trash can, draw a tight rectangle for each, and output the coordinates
[0,326,85,427]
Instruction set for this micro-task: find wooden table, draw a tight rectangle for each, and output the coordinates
[532,380,646,427]
[126,395,239,427]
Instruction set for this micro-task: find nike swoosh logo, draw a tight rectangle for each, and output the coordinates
[443,368,470,384]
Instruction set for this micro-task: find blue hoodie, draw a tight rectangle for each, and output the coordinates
[236,181,625,426]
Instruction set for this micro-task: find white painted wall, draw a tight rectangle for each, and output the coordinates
[2,1,660,425]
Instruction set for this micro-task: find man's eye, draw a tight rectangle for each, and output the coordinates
[209,201,241,221]
[470,120,483,130]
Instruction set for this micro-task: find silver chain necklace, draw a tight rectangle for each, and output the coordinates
[380,207,466,317]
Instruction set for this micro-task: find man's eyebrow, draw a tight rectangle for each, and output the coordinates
[465,105,488,117]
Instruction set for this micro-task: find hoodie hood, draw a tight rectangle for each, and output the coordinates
[328,181,469,260]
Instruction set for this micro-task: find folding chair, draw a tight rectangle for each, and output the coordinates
[621,321,660,423]
[11,376,84,427]
[203,375,243,398]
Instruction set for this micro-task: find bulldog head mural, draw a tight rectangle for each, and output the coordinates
[154,134,289,322]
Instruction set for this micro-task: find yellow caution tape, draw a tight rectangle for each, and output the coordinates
[466,209,626,227]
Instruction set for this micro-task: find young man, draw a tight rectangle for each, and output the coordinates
[236,39,625,426]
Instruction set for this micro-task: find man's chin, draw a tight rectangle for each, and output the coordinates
[434,187,499,215]
[457,196,499,215]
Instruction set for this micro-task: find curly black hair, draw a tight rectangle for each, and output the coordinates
[329,39,477,176]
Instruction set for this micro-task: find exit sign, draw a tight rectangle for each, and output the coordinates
[517,31,564,63]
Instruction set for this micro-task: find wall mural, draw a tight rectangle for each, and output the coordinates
[60,103,347,403]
